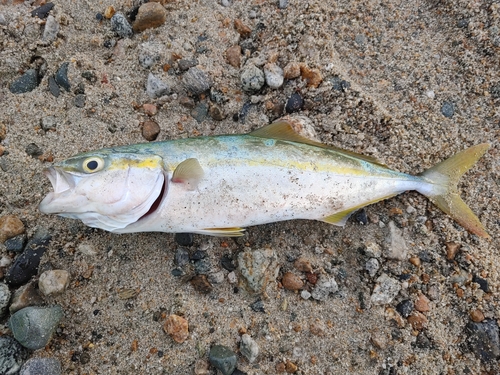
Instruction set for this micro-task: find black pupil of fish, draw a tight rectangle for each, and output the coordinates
[87,160,99,171]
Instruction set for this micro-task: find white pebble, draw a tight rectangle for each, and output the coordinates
[39,270,70,296]
[365,258,380,277]
[43,15,59,43]
[426,90,435,99]
[370,273,401,305]
[227,271,237,284]
[264,63,284,89]
[300,290,311,300]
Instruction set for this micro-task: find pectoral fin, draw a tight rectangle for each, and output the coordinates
[197,227,245,237]
[172,158,204,190]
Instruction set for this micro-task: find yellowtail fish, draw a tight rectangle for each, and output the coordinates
[39,121,490,238]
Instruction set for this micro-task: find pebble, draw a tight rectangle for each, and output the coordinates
[25,143,43,158]
[445,241,460,260]
[250,299,265,313]
[294,257,312,273]
[164,314,189,343]
[238,248,278,293]
[194,258,211,275]
[355,208,368,224]
[415,332,432,349]
[190,274,213,294]
[5,234,26,252]
[9,281,44,314]
[40,116,57,132]
[208,271,225,284]
[5,229,51,286]
[9,305,63,350]
[283,62,301,79]
[441,101,455,118]
[182,67,212,95]
[133,2,167,33]
[9,69,39,94]
[407,311,427,330]
[38,270,70,295]
[0,336,29,375]
[190,102,209,123]
[146,73,170,98]
[414,293,430,312]
[281,272,303,291]
[396,299,414,318]
[32,3,54,19]
[330,76,351,91]
[364,241,382,258]
[489,83,500,99]
[264,63,284,89]
[371,331,388,349]
[141,120,160,141]
[240,64,265,93]
[472,275,490,293]
[209,345,237,375]
[285,360,298,373]
[278,0,288,9]
[174,233,193,247]
[234,19,252,38]
[175,248,190,267]
[48,76,60,97]
[365,258,380,277]
[227,271,238,284]
[311,275,338,301]
[225,45,241,68]
[55,62,71,92]
[20,358,62,375]
[370,273,401,305]
[74,94,86,108]
[0,283,10,318]
[142,103,158,116]
[104,6,115,19]
[465,319,500,363]
[194,359,210,375]
[470,309,485,323]
[285,93,304,113]
[111,13,133,38]
[43,15,59,43]
[0,215,25,243]
[178,59,198,71]
[209,104,225,121]
[384,221,407,260]
[300,290,311,300]
[240,334,259,363]
[300,64,322,88]
[138,48,159,69]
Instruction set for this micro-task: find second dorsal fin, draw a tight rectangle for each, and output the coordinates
[249,121,387,167]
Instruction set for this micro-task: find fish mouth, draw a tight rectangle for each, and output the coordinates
[39,167,77,213]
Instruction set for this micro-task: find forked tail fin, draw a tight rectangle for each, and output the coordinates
[418,144,490,238]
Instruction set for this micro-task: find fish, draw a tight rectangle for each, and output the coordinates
[39,121,490,238]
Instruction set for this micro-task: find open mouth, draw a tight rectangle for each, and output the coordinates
[138,178,167,221]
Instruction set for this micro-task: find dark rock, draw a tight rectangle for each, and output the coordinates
[4,234,27,252]
[182,67,212,95]
[465,319,500,363]
[489,84,500,99]
[209,104,225,121]
[190,274,213,294]
[355,208,368,225]
[111,13,133,38]
[48,76,60,97]
[81,71,97,83]
[472,275,490,293]
[25,143,43,158]
[441,101,455,118]
[285,93,304,113]
[175,233,194,247]
[415,332,432,349]
[55,62,71,92]
[396,299,414,318]
[209,345,237,375]
[457,19,469,28]
[250,299,265,313]
[0,336,29,374]
[31,2,54,19]
[209,88,227,104]
[171,268,183,277]
[330,76,351,91]
[220,254,236,271]
[418,250,433,263]
[5,229,51,286]
[178,59,198,71]
[74,94,86,108]
[174,248,189,267]
[190,250,207,261]
[190,102,209,123]
[10,69,39,94]
[74,82,85,95]
[194,259,211,275]
[20,357,62,375]
[95,13,103,21]
[237,101,253,123]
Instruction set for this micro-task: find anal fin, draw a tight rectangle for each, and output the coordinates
[197,227,245,237]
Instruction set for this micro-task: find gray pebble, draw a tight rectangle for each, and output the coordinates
[138,46,160,69]
[355,34,367,46]
[48,75,60,97]
[396,299,414,318]
[194,258,211,275]
[0,13,7,26]
[25,143,43,158]
[146,73,170,98]
[240,334,259,363]
[465,319,500,363]
[300,290,311,300]
[264,63,284,89]
[370,273,401,305]
[182,67,212,95]
[240,64,265,92]
[31,3,54,19]
[278,0,288,9]
[9,305,63,350]
[221,0,231,6]
[20,357,62,375]
[250,299,265,313]
[209,345,237,375]
[441,101,455,118]
[0,282,10,318]
[489,83,500,99]
[0,336,29,375]
[10,69,39,94]
[74,94,86,108]
[111,13,133,38]
[330,76,351,91]
[4,234,27,252]
[384,221,407,260]
[190,102,209,123]
[311,276,338,301]
[208,271,225,284]
[42,15,59,43]
[41,116,57,132]
[238,248,278,293]
[55,62,71,92]
[178,59,198,71]
[365,258,380,277]
[175,248,190,267]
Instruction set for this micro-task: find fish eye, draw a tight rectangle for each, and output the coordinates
[82,157,105,173]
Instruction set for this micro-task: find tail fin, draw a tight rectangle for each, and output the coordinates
[418,144,490,238]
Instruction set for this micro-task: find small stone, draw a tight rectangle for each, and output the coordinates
[240,334,259,363]
[294,257,312,273]
[178,59,198,71]
[407,311,428,330]
[234,19,252,38]
[0,283,10,318]
[441,101,455,118]
[146,73,170,98]
[133,2,167,33]
[355,34,367,46]
[299,64,322,88]
[0,336,29,375]
[209,345,237,375]
[311,275,338,301]
[330,76,350,91]
[9,281,44,314]
[364,242,382,258]
[465,319,500,363]
[31,3,54,19]
[414,294,430,312]
[240,64,265,93]
[175,233,193,247]
[48,76,60,97]
[283,62,301,79]
[409,256,421,267]
[10,69,39,94]
[371,331,387,349]
[472,275,490,293]
[43,15,59,43]
[365,258,379,277]
[278,0,288,9]
[26,143,43,158]
[415,332,432,349]
[282,272,303,291]
[0,215,25,243]
[9,305,64,350]
[208,271,225,284]
[194,359,210,375]
[40,116,57,132]
[55,62,71,92]
[138,47,159,69]
[300,290,311,300]
[182,67,212,95]
[209,104,225,121]
[396,299,414,318]
[250,299,265,313]
[238,248,278,293]
[104,6,115,19]
[190,274,213,294]
[143,103,158,116]
[355,208,368,224]
[264,63,284,89]
[225,45,241,68]
[111,13,133,38]
[190,102,209,123]
[77,243,97,256]
[141,120,160,141]
[174,248,189,267]
[194,258,211,275]
[384,221,408,260]
[285,359,298,373]
[370,273,401,305]
[470,309,485,323]
[489,83,500,99]
[4,234,27,252]
[164,314,189,343]
[74,94,86,108]
[445,241,461,260]
[38,270,70,296]
[285,93,304,113]
[227,271,238,284]
[20,358,62,375]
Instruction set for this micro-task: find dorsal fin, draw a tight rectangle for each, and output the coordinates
[249,121,387,167]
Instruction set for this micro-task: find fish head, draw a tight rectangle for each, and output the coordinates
[39,150,166,231]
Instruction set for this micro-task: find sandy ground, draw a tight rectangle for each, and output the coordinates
[0,0,499,374]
